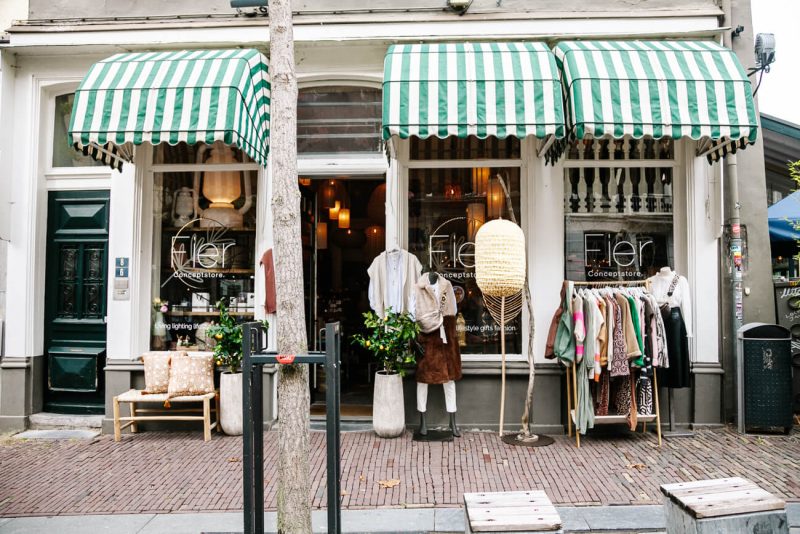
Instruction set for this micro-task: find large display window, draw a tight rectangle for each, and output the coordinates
[150,142,259,351]
[564,137,675,281]
[408,136,522,355]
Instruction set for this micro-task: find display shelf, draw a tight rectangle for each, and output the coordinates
[165,310,255,317]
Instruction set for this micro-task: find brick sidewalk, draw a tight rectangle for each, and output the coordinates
[0,427,797,517]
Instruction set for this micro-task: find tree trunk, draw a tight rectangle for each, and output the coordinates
[270,1,311,532]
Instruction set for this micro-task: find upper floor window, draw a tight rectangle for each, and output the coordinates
[52,93,104,168]
[297,86,382,154]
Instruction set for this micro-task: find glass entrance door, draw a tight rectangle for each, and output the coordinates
[300,176,386,416]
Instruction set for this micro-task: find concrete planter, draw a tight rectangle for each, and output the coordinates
[220,372,243,436]
[372,371,405,438]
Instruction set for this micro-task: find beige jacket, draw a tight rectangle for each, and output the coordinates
[412,276,457,323]
[367,249,422,317]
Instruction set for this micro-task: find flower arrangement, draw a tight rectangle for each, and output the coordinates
[152,297,169,313]
[351,309,420,376]
[206,300,268,374]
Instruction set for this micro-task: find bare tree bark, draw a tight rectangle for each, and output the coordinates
[270,1,311,532]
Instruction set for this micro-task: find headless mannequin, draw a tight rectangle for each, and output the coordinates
[417,270,460,437]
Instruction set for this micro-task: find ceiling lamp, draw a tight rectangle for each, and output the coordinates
[365,225,385,260]
[316,222,328,250]
[367,183,386,223]
[329,200,341,220]
[338,208,350,229]
[466,202,486,242]
[472,167,490,196]
[193,141,252,228]
[320,179,340,209]
[486,176,505,219]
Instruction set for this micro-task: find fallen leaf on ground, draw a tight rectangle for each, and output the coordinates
[358,474,365,482]
[378,479,401,489]
[626,463,647,470]
[227,457,241,463]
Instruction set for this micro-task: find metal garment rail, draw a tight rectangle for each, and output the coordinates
[242,321,342,534]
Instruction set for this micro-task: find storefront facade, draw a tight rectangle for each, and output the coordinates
[0,0,770,434]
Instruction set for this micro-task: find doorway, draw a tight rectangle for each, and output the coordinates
[43,190,109,414]
[300,176,386,417]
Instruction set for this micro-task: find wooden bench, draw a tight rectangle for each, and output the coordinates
[661,477,788,534]
[464,491,562,533]
[113,389,220,442]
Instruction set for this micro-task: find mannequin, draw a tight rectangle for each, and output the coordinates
[647,266,692,389]
[411,271,462,437]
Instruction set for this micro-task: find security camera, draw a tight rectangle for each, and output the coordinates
[755,33,776,71]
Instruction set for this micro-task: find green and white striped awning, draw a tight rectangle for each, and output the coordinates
[69,49,270,170]
[554,41,758,161]
[382,42,566,142]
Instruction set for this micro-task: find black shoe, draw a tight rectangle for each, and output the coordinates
[449,412,461,437]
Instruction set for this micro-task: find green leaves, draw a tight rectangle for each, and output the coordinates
[207,300,269,374]
[351,308,420,375]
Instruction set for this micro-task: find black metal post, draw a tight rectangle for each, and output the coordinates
[325,322,342,534]
[241,321,341,534]
[242,323,255,534]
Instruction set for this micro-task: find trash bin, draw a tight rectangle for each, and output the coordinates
[737,323,793,434]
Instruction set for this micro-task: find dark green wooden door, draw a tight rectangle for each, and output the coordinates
[44,190,110,414]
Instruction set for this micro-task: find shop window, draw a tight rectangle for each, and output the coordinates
[410,135,520,160]
[297,86,382,154]
[150,142,258,351]
[52,93,104,168]
[564,136,675,282]
[408,144,522,355]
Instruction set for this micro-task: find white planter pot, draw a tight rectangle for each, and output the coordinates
[372,371,405,438]
[220,372,243,436]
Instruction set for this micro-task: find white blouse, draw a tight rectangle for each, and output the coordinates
[647,271,693,337]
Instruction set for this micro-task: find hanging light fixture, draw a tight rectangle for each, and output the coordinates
[320,179,339,209]
[486,176,505,219]
[367,183,386,223]
[193,141,253,228]
[365,225,385,259]
[316,222,328,250]
[329,200,341,220]
[466,202,486,241]
[338,208,350,229]
[472,167,490,196]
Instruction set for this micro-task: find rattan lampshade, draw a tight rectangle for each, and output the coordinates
[474,219,526,297]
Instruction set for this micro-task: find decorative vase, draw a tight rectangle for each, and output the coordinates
[220,371,243,436]
[372,371,405,438]
[152,310,168,349]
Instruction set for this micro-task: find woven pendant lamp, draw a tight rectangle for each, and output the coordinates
[475,219,526,297]
[475,218,526,437]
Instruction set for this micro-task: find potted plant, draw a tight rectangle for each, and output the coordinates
[352,309,420,438]
[207,301,268,436]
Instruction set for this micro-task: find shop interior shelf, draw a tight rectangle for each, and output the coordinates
[165,310,255,317]
[570,409,657,425]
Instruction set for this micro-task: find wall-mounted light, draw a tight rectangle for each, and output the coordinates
[447,0,473,15]
[329,200,341,220]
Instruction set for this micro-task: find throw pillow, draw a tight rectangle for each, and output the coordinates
[141,352,171,394]
[166,352,215,403]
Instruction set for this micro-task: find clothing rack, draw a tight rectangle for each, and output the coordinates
[564,280,662,448]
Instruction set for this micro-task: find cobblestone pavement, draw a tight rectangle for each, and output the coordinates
[0,427,797,517]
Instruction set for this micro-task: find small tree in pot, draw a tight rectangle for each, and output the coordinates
[352,309,419,438]
[207,301,268,436]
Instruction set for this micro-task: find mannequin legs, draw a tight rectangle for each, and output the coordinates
[416,381,459,436]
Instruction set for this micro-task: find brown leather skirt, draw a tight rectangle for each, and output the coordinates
[415,315,463,384]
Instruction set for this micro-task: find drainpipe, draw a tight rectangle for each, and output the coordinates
[721,0,745,427]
